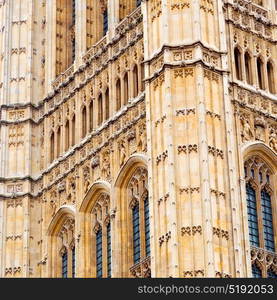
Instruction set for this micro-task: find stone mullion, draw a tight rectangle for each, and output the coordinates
[256,185,265,251]
[45,0,56,91]
[53,237,59,277]
[142,0,161,278]
[110,187,119,277]
[77,212,85,277]
[91,230,97,277]
[102,222,108,278]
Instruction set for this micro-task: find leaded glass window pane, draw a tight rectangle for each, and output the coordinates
[252,264,262,278]
[72,247,75,278]
[96,229,103,278]
[103,10,108,35]
[261,190,275,252]
[133,204,140,264]
[267,269,277,278]
[62,251,68,278]
[246,184,259,247]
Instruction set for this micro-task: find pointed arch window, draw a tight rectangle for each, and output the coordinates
[267,61,275,94]
[96,228,103,278]
[133,65,139,98]
[105,88,109,121]
[90,194,111,278]
[50,131,55,162]
[65,120,70,151]
[116,79,121,111]
[257,57,264,89]
[123,73,129,105]
[82,106,87,138]
[98,94,103,125]
[128,168,151,277]
[234,47,242,80]
[71,114,76,146]
[252,263,262,278]
[245,52,252,85]
[89,101,94,132]
[140,62,145,92]
[57,127,61,158]
[245,157,276,278]
[50,217,75,278]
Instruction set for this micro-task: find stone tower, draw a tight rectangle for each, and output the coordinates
[0,0,276,278]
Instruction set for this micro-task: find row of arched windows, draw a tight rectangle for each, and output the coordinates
[54,167,150,278]
[49,63,144,163]
[234,47,275,94]
[244,157,277,278]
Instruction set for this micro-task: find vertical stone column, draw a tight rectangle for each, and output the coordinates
[75,0,87,67]
[45,0,56,93]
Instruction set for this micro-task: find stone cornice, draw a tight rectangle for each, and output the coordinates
[144,41,228,65]
[145,60,229,85]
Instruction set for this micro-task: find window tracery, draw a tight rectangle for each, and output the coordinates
[91,193,111,278]
[245,156,277,278]
[128,167,151,278]
[56,217,76,278]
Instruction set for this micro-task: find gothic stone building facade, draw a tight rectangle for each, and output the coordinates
[0,0,276,278]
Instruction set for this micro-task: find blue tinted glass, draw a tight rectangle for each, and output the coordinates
[96,229,103,278]
[261,190,275,252]
[246,184,259,247]
[133,204,140,264]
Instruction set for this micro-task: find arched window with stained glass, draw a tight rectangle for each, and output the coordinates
[92,193,111,278]
[128,167,151,278]
[58,218,75,278]
[244,156,276,278]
